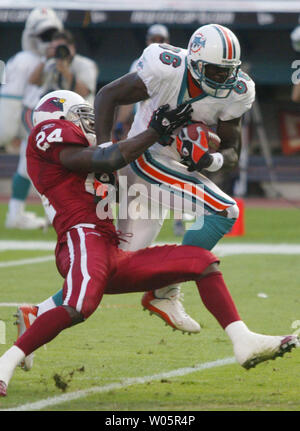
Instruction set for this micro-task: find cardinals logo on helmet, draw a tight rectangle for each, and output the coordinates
[189,33,206,54]
[36,97,66,113]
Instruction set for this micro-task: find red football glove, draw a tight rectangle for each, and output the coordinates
[176,123,214,172]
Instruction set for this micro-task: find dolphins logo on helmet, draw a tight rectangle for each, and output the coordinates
[189,33,206,54]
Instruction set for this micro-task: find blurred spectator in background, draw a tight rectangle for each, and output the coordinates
[291,25,300,102]
[0,8,63,229]
[113,24,170,142]
[29,30,98,106]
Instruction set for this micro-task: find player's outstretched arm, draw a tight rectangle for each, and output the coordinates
[60,103,192,174]
[94,72,149,144]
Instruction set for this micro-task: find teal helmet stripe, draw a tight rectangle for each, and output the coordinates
[232,37,236,58]
[212,24,237,61]
[212,25,227,59]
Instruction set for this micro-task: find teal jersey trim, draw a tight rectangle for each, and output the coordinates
[0,94,22,100]
[177,58,208,106]
[130,159,209,212]
[130,150,235,215]
[144,150,235,206]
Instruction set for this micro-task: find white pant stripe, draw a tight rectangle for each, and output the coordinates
[64,231,75,306]
[76,228,91,313]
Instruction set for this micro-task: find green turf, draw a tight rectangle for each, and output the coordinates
[0,202,299,411]
[1,202,300,243]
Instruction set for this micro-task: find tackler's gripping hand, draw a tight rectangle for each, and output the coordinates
[149,103,193,144]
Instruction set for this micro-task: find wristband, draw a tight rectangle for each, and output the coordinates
[205,152,224,172]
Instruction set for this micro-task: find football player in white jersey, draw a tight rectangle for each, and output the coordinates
[91,24,255,333]
[0,8,63,229]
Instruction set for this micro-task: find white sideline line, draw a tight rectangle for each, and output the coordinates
[0,255,54,268]
[1,242,300,270]
[2,240,300,255]
[0,240,56,251]
[213,243,300,256]
[0,356,236,411]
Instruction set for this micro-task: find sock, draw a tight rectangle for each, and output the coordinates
[225,321,251,344]
[154,285,180,298]
[155,214,235,299]
[15,306,72,356]
[196,271,241,329]
[37,290,63,316]
[7,199,25,220]
[182,214,235,250]
[11,172,31,201]
[0,346,25,385]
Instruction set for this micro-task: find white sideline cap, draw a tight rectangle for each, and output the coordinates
[147,24,169,40]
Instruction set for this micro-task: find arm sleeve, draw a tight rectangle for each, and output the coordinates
[136,45,165,98]
[219,74,256,121]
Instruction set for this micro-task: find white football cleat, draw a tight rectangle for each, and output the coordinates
[14,305,38,371]
[5,211,47,230]
[142,289,201,334]
[0,381,7,397]
[234,332,300,370]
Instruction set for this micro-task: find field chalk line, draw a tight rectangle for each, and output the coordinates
[1,241,300,270]
[0,255,54,268]
[0,356,236,411]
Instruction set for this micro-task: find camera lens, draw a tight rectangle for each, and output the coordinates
[55,44,71,59]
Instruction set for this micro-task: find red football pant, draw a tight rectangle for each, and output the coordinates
[15,225,240,356]
[56,226,218,319]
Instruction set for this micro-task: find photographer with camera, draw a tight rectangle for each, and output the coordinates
[29,30,98,105]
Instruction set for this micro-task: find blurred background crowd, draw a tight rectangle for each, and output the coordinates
[0,0,300,230]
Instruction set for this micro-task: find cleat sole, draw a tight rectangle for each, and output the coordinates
[242,336,299,370]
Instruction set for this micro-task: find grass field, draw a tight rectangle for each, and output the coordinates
[0,202,299,412]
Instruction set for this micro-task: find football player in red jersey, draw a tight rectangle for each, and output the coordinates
[0,90,298,397]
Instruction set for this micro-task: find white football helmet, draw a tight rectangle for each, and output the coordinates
[187,24,241,98]
[33,90,95,143]
[22,8,63,55]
